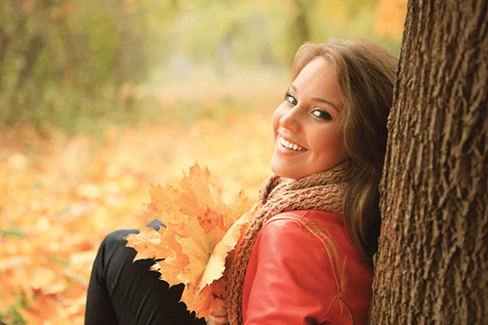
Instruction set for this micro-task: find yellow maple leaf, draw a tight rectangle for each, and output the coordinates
[126,226,174,261]
[126,164,255,319]
[182,276,227,319]
[199,204,257,290]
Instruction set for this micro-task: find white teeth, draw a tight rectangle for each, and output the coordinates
[280,137,306,151]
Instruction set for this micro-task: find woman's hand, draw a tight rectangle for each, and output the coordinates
[207,306,228,325]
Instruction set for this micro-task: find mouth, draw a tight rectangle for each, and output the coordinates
[279,136,307,151]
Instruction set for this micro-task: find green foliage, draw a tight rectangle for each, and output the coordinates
[0,295,27,325]
[0,0,405,132]
[0,227,26,239]
[0,0,157,131]
[169,0,402,67]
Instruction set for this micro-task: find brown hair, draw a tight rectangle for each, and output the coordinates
[292,39,398,269]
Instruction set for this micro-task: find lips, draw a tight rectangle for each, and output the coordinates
[279,136,307,151]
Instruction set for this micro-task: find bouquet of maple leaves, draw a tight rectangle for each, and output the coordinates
[126,164,257,319]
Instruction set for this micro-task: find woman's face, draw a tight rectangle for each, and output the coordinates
[270,57,347,179]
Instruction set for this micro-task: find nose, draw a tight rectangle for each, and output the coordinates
[279,105,302,132]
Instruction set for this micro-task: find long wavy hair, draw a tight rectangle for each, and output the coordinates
[292,39,398,269]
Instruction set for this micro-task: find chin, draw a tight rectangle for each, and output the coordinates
[270,166,301,180]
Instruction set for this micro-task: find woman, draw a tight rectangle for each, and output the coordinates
[85,39,398,325]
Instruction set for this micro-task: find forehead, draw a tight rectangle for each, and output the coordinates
[294,57,338,86]
[292,57,342,108]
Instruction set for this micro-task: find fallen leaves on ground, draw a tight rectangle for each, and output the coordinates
[0,109,273,324]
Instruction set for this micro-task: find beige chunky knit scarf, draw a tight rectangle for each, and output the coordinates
[226,161,353,324]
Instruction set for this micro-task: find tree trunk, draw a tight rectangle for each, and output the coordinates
[370,0,488,324]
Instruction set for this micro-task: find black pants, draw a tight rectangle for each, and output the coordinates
[85,220,206,325]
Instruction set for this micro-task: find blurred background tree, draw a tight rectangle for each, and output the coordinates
[0,0,406,133]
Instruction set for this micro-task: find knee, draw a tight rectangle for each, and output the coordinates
[94,229,139,271]
[93,222,163,278]
[99,219,163,253]
[103,229,138,248]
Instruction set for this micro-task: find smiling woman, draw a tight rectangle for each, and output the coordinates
[270,56,347,180]
[225,39,398,325]
[85,39,398,325]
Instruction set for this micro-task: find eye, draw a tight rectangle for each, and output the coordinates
[285,93,297,106]
[312,108,333,121]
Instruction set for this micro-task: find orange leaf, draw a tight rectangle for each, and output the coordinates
[126,227,169,261]
[199,204,257,290]
[127,164,255,319]
[182,277,227,320]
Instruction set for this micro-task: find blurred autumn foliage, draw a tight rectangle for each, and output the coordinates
[0,0,406,323]
[1,0,406,131]
[0,109,274,324]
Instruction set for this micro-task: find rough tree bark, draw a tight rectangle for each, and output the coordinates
[370,0,488,324]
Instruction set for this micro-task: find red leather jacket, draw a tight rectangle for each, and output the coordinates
[241,210,373,324]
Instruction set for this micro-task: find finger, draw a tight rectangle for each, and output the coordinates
[211,306,227,317]
[213,316,228,325]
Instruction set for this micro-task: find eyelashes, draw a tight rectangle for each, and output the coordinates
[284,92,333,121]
[284,92,297,105]
[312,109,332,121]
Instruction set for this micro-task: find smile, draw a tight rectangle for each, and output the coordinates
[279,137,307,151]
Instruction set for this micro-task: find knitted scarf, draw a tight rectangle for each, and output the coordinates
[226,161,353,324]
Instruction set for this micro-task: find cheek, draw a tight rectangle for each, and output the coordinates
[328,134,347,161]
[271,106,283,134]
[311,129,346,159]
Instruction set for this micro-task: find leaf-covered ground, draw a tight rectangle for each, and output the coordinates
[0,107,275,323]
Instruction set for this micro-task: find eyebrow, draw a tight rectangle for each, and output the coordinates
[289,84,340,112]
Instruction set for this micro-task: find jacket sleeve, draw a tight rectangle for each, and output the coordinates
[242,215,344,325]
